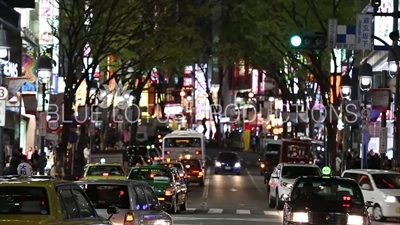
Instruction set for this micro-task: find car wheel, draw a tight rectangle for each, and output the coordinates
[199,181,204,187]
[373,205,387,222]
[268,190,276,208]
[260,171,263,175]
[179,194,188,211]
[236,172,241,175]
[276,191,284,210]
[214,171,218,174]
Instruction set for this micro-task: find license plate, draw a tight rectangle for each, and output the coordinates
[225,166,231,170]
[158,197,165,201]
[397,207,400,213]
[193,171,199,173]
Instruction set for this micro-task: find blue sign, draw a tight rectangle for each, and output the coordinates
[21,82,36,92]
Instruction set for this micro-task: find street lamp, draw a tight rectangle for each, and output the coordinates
[37,55,53,175]
[388,46,400,78]
[339,74,352,173]
[0,25,10,176]
[359,63,373,169]
[340,74,352,99]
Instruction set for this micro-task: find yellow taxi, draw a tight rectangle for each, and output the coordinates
[0,175,119,225]
[80,159,126,180]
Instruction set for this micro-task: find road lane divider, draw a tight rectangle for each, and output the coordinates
[245,168,263,194]
[201,166,211,208]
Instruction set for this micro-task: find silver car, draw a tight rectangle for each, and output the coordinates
[76,179,172,225]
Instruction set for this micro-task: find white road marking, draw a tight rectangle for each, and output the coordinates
[264,210,279,216]
[201,166,211,207]
[245,168,263,194]
[207,208,223,213]
[172,217,281,222]
[236,209,251,214]
[186,207,196,211]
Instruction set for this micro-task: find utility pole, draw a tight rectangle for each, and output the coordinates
[393,0,400,169]
[381,70,388,169]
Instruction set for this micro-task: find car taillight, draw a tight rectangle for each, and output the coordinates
[124,213,134,225]
[342,195,352,208]
[74,176,80,180]
[195,150,201,155]
[185,165,190,169]
[165,150,171,155]
[102,173,109,176]
[199,172,204,176]
[165,185,173,196]
[260,164,265,168]
[154,157,159,160]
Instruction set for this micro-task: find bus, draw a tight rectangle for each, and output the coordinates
[162,130,206,166]
[280,138,313,164]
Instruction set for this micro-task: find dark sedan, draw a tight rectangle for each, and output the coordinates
[214,151,241,175]
[283,176,371,225]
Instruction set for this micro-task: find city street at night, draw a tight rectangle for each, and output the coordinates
[169,149,400,225]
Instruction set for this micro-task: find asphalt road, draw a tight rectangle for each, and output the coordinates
[169,148,400,225]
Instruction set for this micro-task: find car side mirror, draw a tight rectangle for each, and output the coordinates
[365,201,373,208]
[282,194,290,201]
[107,205,120,215]
[360,184,372,190]
[149,204,161,211]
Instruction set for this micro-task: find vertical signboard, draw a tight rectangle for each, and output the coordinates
[355,14,373,50]
[0,100,5,126]
[39,0,54,46]
[38,112,47,136]
[373,0,393,50]
[327,18,337,48]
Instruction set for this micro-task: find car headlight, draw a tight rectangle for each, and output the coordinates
[347,215,363,225]
[234,162,241,167]
[290,212,308,223]
[384,195,396,203]
[215,162,221,167]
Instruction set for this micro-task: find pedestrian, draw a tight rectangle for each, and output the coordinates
[83,144,91,164]
[31,149,40,174]
[17,155,33,176]
[3,157,19,175]
[123,161,131,174]
[50,160,65,179]
[25,147,34,160]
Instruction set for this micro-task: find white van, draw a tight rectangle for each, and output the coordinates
[342,169,400,221]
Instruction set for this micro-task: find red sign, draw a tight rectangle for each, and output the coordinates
[47,118,60,132]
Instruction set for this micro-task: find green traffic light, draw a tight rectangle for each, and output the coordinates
[290,35,302,47]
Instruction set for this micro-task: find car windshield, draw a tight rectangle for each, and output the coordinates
[372,174,400,189]
[218,153,238,161]
[0,187,50,215]
[130,156,143,165]
[128,168,170,180]
[291,179,363,204]
[149,149,159,157]
[266,144,280,155]
[158,163,183,170]
[164,138,202,147]
[281,166,321,179]
[180,160,201,168]
[87,166,124,176]
[80,184,130,209]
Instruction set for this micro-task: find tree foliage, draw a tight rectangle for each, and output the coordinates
[52,0,209,168]
[214,0,358,167]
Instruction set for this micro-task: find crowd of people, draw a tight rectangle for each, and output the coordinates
[2,146,65,179]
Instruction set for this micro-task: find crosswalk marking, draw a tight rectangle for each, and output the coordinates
[264,210,279,216]
[179,208,282,215]
[236,209,250,214]
[207,208,223,213]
